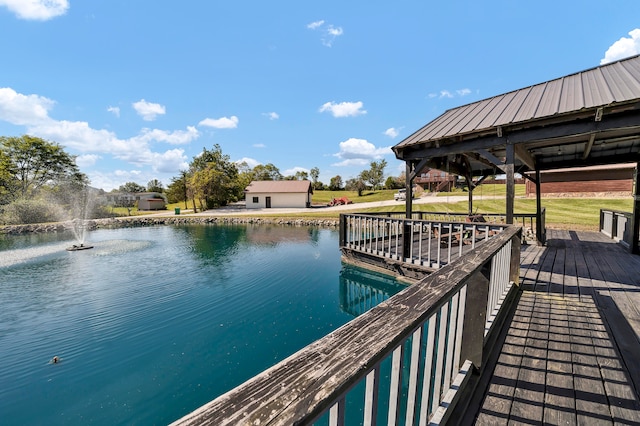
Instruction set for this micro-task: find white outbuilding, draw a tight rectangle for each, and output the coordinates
[244,180,313,209]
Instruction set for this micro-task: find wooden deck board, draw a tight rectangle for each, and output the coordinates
[474,229,640,425]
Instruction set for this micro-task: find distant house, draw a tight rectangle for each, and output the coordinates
[244,180,313,209]
[414,168,457,192]
[136,192,167,210]
[525,164,635,197]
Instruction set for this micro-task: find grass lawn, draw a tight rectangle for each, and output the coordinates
[274,196,634,231]
[116,187,634,232]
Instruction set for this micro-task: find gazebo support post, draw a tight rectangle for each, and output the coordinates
[467,177,473,216]
[535,168,543,246]
[405,161,413,219]
[505,142,515,225]
[632,162,640,254]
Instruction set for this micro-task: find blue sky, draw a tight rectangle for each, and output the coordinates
[1,0,639,191]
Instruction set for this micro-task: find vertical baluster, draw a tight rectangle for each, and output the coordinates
[364,366,380,426]
[447,224,452,264]
[458,224,463,257]
[405,327,422,426]
[443,294,459,389]
[388,345,404,425]
[329,397,345,426]
[419,315,437,426]
[452,285,467,376]
[436,223,442,268]
[418,222,423,265]
[471,224,477,249]
[427,223,432,267]
[374,218,379,254]
[430,302,450,414]
[409,221,414,263]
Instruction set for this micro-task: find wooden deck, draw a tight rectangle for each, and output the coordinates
[472,229,640,425]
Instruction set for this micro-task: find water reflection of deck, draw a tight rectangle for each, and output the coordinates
[339,268,406,317]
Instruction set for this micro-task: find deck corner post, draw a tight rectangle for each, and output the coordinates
[509,230,521,286]
[339,214,347,248]
[460,268,490,368]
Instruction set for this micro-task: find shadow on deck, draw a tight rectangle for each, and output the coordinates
[470,229,640,425]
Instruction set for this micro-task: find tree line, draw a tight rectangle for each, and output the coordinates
[0,134,404,223]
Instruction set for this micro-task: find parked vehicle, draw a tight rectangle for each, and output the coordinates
[394,188,406,201]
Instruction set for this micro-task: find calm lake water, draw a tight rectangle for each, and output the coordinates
[0,224,405,425]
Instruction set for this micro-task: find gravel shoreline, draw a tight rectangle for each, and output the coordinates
[0,215,340,235]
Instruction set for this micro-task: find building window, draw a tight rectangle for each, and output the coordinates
[252,196,259,203]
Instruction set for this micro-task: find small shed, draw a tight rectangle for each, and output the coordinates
[244,180,313,209]
[136,192,167,210]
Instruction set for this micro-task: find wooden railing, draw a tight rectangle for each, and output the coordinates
[600,209,634,248]
[340,214,508,270]
[171,218,522,426]
[361,210,545,245]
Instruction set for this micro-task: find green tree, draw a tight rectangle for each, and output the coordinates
[329,175,343,191]
[166,172,188,206]
[361,159,387,190]
[236,161,255,195]
[310,167,319,183]
[147,179,164,193]
[119,182,146,193]
[345,177,366,196]
[0,135,83,200]
[294,170,309,181]
[252,163,282,181]
[187,145,239,209]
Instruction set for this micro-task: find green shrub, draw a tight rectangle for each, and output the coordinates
[0,198,62,225]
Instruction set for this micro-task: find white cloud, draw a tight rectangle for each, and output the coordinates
[0,0,68,20]
[601,29,640,64]
[198,116,239,129]
[132,99,166,121]
[107,106,120,117]
[0,87,54,125]
[253,143,266,148]
[332,137,392,166]
[263,112,279,120]
[307,20,325,30]
[428,89,472,100]
[384,127,400,138]
[235,157,260,168]
[307,19,343,47]
[0,87,191,174]
[150,149,189,173]
[75,154,101,168]
[319,101,366,118]
[283,166,309,176]
[133,126,199,145]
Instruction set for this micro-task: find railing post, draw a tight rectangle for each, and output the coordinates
[510,230,521,286]
[460,266,490,368]
[401,220,412,261]
[339,214,347,247]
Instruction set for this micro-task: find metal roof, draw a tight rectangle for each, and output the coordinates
[244,180,313,194]
[395,54,640,150]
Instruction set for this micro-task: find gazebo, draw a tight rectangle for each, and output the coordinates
[393,54,640,253]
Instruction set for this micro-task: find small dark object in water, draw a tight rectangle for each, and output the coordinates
[66,243,94,251]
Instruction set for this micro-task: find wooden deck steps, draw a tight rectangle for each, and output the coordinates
[473,229,640,425]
